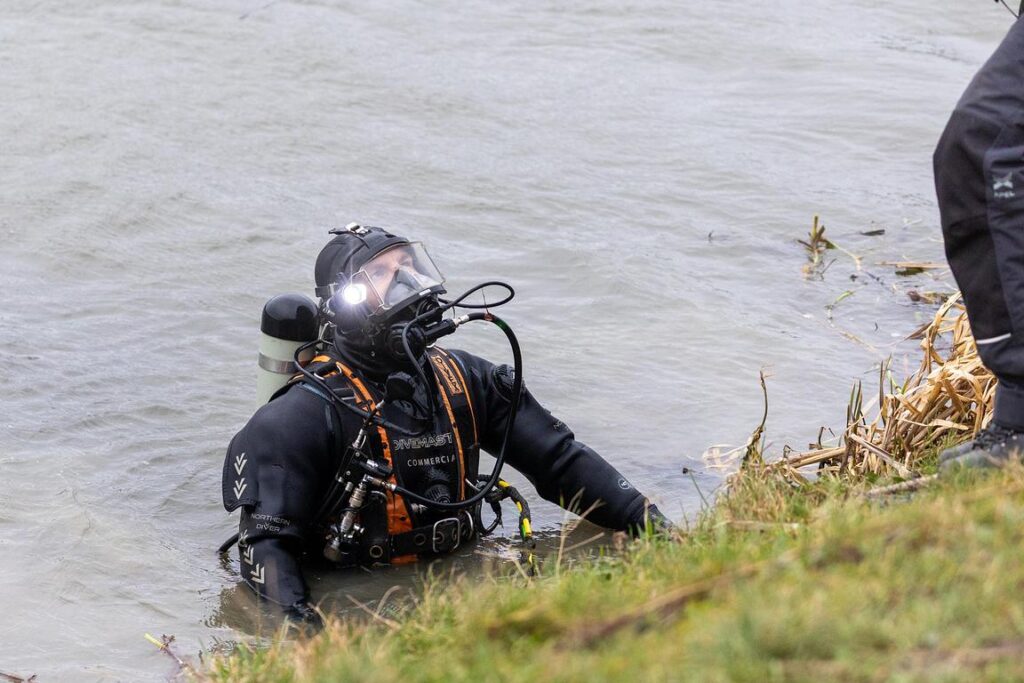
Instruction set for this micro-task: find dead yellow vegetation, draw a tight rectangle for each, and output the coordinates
[784,293,995,478]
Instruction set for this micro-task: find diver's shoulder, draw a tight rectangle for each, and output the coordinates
[241,383,329,437]
[436,347,515,402]
[437,347,494,374]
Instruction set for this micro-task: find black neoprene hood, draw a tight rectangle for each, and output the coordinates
[314,225,409,299]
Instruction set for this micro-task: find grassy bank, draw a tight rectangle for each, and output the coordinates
[204,298,1020,682]
[204,460,1024,682]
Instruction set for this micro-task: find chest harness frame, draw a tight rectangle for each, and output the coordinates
[303,348,480,565]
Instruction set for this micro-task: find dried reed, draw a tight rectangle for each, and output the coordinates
[781,293,996,478]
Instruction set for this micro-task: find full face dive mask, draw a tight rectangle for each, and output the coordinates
[319,227,447,363]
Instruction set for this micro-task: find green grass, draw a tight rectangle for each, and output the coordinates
[203,460,1024,683]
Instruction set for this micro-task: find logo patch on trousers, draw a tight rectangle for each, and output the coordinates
[993,172,1015,199]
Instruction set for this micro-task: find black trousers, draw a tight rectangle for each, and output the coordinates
[934,17,1024,431]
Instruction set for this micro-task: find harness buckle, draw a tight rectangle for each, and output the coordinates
[431,517,462,553]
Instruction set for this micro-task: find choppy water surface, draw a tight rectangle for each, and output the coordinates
[0,0,1010,678]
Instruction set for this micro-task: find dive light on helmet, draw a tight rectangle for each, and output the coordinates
[340,282,368,306]
[257,293,320,405]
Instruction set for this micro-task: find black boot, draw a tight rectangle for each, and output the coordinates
[939,423,1024,472]
[938,438,982,467]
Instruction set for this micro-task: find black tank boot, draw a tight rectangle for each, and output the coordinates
[939,423,1024,472]
[938,438,981,467]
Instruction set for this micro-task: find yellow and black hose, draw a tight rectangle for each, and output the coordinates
[482,478,536,575]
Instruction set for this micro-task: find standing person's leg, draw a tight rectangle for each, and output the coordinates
[935,18,1024,468]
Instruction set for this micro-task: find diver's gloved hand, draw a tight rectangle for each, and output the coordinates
[630,504,677,537]
[284,600,324,636]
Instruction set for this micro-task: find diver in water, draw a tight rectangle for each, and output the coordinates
[935,16,1024,470]
[221,223,670,627]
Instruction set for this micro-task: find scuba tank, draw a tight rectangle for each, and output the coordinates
[256,293,320,405]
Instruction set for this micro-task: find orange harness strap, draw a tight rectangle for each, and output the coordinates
[428,358,466,500]
[431,348,479,447]
[329,361,415,544]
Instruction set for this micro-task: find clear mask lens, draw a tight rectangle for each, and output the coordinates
[339,242,445,315]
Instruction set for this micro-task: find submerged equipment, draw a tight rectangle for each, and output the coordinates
[481,477,537,574]
[221,222,528,563]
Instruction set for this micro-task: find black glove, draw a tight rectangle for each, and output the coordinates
[284,600,324,636]
[631,503,677,537]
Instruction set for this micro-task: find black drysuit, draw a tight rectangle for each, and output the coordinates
[935,17,1024,430]
[221,348,656,614]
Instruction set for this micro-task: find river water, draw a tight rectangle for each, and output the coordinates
[0,0,1010,679]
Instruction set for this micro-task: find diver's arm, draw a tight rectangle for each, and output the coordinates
[448,350,669,533]
[239,522,321,628]
[222,389,337,627]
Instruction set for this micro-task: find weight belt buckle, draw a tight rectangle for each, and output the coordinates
[432,517,462,553]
